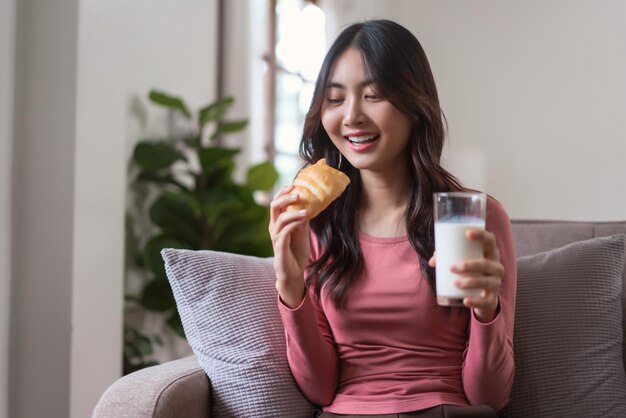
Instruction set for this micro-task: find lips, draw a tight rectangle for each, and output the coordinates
[345,133,379,145]
[343,132,380,152]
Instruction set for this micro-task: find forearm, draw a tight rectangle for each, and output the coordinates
[278,293,338,406]
[276,279,306,309]
[462,196,516,410]
[462,312,514,411]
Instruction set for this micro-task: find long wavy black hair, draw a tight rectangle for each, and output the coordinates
[300,20,462,308]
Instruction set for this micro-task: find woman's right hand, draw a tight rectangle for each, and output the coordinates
[269,185,311,308]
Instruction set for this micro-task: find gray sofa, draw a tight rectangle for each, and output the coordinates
[93,220,626,418]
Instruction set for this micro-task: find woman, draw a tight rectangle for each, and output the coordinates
[269,20,516,418]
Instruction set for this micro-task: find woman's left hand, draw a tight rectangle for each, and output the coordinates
[429,229,505,322]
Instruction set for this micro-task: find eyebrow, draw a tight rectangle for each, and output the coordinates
[326,79,376,89]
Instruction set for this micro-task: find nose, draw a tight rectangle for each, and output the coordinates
[343,97,364,126]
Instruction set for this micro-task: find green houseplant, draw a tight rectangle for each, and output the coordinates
[124,90,278,374]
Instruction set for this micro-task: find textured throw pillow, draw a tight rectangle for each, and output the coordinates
[162,249,315,418]
[501,234,626,418]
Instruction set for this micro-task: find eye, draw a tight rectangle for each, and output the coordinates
[326,97,344,105]
[364,83,382,101]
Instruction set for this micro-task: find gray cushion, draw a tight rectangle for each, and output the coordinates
[512,221,626,363]
[162,249,315,418]
[502,234,626,417]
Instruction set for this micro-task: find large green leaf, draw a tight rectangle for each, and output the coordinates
[136,172,190,192]
[149,191,202,247]
[213,204,272,256]
[210,119,248,139]
[202,188,244,224]
[246,161,279,191]
[198,147,239,183]
[142,235,191,280]
[140,279,176,312]
[216,228,273,257]
[148,90,192,118]
[203,184,255,238]
[199,96,234,128]
[133,141,186,172]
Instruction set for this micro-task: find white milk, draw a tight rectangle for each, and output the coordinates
[434,221,485,305]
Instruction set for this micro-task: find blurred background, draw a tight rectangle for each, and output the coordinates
[1,0,625,417]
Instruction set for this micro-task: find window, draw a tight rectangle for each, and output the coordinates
[269,0,326,188]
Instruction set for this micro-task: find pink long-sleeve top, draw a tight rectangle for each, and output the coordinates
[278,196,516,415]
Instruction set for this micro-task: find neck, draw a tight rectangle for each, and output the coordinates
[357,167,411,237]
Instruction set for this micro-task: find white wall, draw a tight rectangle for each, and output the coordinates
[8,1,218,417]
[11,1,79,417]
[122,0,219,365]
[222,0,269,178]
[0,0,16,416]
[73,2,218,413]
[321,0,626,221]
[70,2,127,417]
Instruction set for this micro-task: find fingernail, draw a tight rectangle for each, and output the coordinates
[290,193,298,200]
[298,209,307,216]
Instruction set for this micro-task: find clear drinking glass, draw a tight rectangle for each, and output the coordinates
[434,192,486,307]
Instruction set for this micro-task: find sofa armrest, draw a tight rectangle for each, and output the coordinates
[93,355,211,418]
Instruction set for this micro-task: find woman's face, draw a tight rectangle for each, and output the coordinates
[321,48,412,175]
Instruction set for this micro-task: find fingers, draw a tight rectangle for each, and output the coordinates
[453,260,502,317]
[269,186,308,248]
[466,229,500,261]
[269,208,307,243]
[272,184,295,200]
[450,258,504,278]
[445,229,502,319]
[450,239,504,316]
[451,258,504,293]
[270,209,308,278]
[454,275,501,293]
[270,185,297,224]
[272,210,307,239]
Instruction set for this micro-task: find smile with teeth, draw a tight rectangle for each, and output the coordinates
[345,134,379,145]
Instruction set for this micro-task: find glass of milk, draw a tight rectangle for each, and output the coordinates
[434,192,486,307]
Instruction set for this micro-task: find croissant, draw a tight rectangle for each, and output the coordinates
[286,158,350,219]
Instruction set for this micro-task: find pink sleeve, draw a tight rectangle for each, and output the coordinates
[461,196,517,411]
[277,233,338,406]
